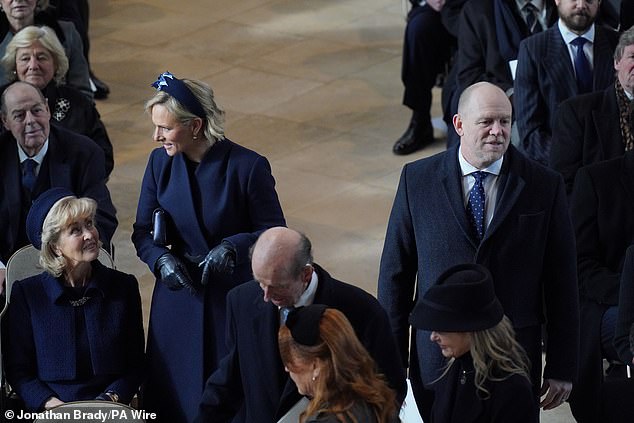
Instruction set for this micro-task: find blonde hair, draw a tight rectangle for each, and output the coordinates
[435,316,531,399]
[40,196,99,277]
[1,25,69,85]
[278,308,398,423]
[145,78,225,144]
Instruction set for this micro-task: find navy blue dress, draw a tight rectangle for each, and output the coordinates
[132,138,285,422]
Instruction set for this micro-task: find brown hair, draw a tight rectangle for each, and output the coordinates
[279,308,397,423]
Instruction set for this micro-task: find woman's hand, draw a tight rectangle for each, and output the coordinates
[156,253,196,291]
[200,241,236,285]
[44,397,64,410]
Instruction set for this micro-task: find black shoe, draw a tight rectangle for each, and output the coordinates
[392,119,434,155]
[91,73,110,100]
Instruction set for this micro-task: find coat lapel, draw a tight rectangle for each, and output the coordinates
[592,86,622,157]
[593,27,616,90]
[47,133,72,188]
[544,27,578,98]
[159,153,209,254]
[251,298,290,413]
[484,147,525,241]
[621,152,634,208]
[441,149,479,247]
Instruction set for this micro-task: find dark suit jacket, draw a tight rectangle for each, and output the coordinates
[568,152,634,421]
[195,264,407,423]
[5,262,145,411]
[456,0,556,94]
[133,139,286,423]
[515,24,617,164]
[378,145,578,395]
[615,244,634,365]
[570,152,634,305]
[0,124,117,262]
[550,85,625,194]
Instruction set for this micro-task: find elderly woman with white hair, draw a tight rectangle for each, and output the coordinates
[5,187,145,411]
[1,25,113,175]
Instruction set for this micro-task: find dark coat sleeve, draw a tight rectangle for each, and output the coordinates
[5,281,58,410]
[614,245,634,365]
[378,165,419,367]
[570,166,621,305]
[195,290,244,423]
[541,173,580,382]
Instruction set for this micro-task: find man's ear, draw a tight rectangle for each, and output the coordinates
[452,114,464,137]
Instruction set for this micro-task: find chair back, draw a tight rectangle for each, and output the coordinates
[33,401,146,422]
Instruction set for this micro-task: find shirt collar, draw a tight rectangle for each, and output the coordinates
[458,147,504,177]
[18,138,49,165]
[558,20,595,45]
[294,268,318,308]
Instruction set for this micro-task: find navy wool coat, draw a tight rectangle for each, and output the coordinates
[132,139,285,423]
[5,262,145,411]
[378,145,579,413]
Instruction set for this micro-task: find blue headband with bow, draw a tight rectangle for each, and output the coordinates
[151,71,206,119]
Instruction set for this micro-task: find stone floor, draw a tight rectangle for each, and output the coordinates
[89,0,573,421]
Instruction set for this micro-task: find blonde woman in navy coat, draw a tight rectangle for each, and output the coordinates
[132,72,286,422]
[6,188,145,411]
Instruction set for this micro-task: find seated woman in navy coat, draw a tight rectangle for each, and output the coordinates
[409,263,539,423]
[132,71,285,422]
[5,187,145,411]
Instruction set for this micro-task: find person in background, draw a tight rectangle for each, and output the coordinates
[0,0,92,98]
[514,0,618,164]
[278,305,399,423]
[5,187,144,411]
[1,25,114,176]
[132,71,286,422]
[550,25,634,194]
[410,263,538,423]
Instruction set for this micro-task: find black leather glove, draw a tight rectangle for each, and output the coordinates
[200,241,236,286]
[156,253,195,291]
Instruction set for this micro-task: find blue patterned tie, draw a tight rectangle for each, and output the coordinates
[22,158,37,193]
[467,171,488,240]
[571,37,592,94]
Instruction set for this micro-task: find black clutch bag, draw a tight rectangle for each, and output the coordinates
[152,208,168,246]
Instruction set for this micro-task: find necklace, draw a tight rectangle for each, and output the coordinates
[460,369,474,385]
[69,296,91,307]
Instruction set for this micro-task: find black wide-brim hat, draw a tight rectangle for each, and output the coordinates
[26,187,75,250]
[410,263,504,332]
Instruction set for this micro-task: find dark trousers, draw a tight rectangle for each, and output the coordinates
[401,5,454,125]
